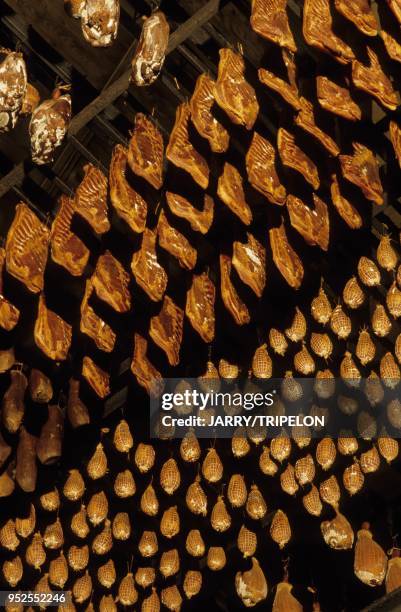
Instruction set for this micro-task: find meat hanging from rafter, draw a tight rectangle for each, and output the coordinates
[220,254,250,326]
[166,192,214,235]
[131,228,167,302]
[334,0,378,36]
[149,296,184,366]
[258,67,301,111]
[386,0,401,25]
[232,233,266,298]
[287,194,330,251]
[316,76,362,121]
[91,250,131,313]
[131,334,163,397]
[303,0,355,64]
[352,47,399,111]
[34,294,72,362]
[0,49,27,132]
[339,143,384,205]
[189,73,230,153]
[330,173,363,229]
[50,195,89,277]
[269,221,304,289]
[29,86,71,165]
[79,0,120,47]
[295,97,340,156]
[217,163,253,225]
[127,113,164,190]
[74,163,110,234]
[186,273,216,344]
[131,11,170,86]
[277,128,320,190]
[381,31,401,64]
[109,144,147,234]
[250,0,296,52]
[80,280,116,353]
[246,132,286,205]
[82,356,110,399]
[0,248,19,331]
[5,202,50,294]
[157,210,197,271]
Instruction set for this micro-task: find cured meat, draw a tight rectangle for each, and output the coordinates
[157,210,197,270]
[303,0,355,64]
[166,102,209,188]
[250,0,296,52]
[330,173,362,229]
[245,132,286,205]
[390,120,401,168]
[269,221,304,289]
[295,97,340,156]
[287,194,330,251]
[75,163,110,234]
[2,370,27,434]
[258,67,300,111]
[0,248,19,331]
[131,334,164,397]
[82,356,110,399]
[80,0,120,47]
[37,404,64,465]
[131,11,169,86]
[131,229,167,302]
[220,254,250,326]
[21,83,41,116]
[381,31,401,64]
[6,202,50,294]
[386,0,401,24]
[92,250,131,313]
[232,233,266,297]
[339,143,383,205]
[189,74,229,153]
[29,369,53,404]
[186,273,216,343]
[127,113,164,189]
[166,192,214,234]
[149,295,184,366]
[334,0,378,36]
[0,348,15,373]
[67,378,90,428]
[51,195,89,277]
[316,76,362,121]
[110,144,147,234]
[0,49,27,132]
[277,128,319,190]
[34,294,72,362]
[29,86,71,165]
[215,49,259,130]
[16,427,37,492]
[352,48,399,111]
[80,280,116,352]
[217,163,252,225]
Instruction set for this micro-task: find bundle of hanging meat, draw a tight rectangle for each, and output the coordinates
[29,86,71,165]
[131,11,170,86]
[0,48,27,132]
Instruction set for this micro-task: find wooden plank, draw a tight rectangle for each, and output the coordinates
[167,0,220,52]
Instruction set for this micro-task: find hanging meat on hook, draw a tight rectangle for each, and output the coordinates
[339,143,384,205]
[0,48,27,132]
[166,192,214,235]
[127,113,164,189]
[34,294,72,362]
[51,195,89,277]
[277,128,319,189]
[246,132,286,205]
[316,76,362,121]
[352,47,399,111]
[269,221,304,289]
[131,333,164,397]
[232,233,266,297]
[189,73,230,153]
[220,255,250,326]
[186,273,216,343]
[287,194,330,251]
[74,163,110,234]
[110,144,147,234]
[91,250,131,313]
[149,295,184,366]
[217,163,253,225]
[334,0,378,37]
[29,85,71,165]
[80,280,116,352]
[131,11,170,86]
[82,356,110,399]
[131,228,167,302]
[303,0,355,64]
[65,0,120,46]
[157,210,197,271]
[250,0,296,52]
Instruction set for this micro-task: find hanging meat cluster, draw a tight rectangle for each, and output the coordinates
[64,0,120,47]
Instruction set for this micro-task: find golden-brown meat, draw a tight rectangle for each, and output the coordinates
[157,210,197,270]
[246,132,286,205]
[166,192,214,235]
[0,248,19,331]
[277,128,319,189]
[269,221,304,289]
[166,102,209,189]
[51,195,89,277]
[5,202,50,294]
[381,31,401,64]
[258,68,301,110]
[127,113,164,189]
[214,48,259,130]
[339,143,383,205]
[232,233,266,297]
[334,0,377,36]
[390,120,401,168]
[82,356,110,399]
[2,370,27,433]
[220,254,250,326]
[110,144,147,233]
[67,378,90,428]
[330,173,363,229]
[80,280,116,352]
[287,194,330,251]
[303,0,355,64]
[150,295,184,366]
[186,273,215,343]
[131,11,169,86]
[352,47,399,110]
[80,0,120,47]
[217,163,252,225]
[21,83,41,116]
[386,0,401,24]
[295,97,340,156]
[0,50,27,132]
[0,348,15,374]
[131,334,164,397]
[91,250,131,313]
[29,369,53,404]
[34,294,72,361]
[131,229,167,302]
[189,74,229,153]
[29,87,71,165]
[250,0,296,52]
[74,163,110,234]
[316,76,362,121]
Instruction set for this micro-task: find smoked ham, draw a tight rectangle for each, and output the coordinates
[29,369,53,404]
[131,229,167,302]
[131,334,164,397]
[217,163,252,225]
[91,250,131,313]
[127,113,164,189]
[110,144,147,233]
[250,0,296,52]
[277,128,319,189]
[269,222,304,289]
[51,195,89,276]
[232,233,266,297]
[0,49,27,132]
[6,202,50,294]
[330,173,362,229]
[80,280,116,352]
[186,273,216,343]
[82,356,110,399]
[34,294,72,362]
[166,192,214,234]
[390,120,401,168]
[157,210,197,270]
[303,0,355,64]
[74,163,110,234]
[220,254,250,326]
[0,248,19,331]
[29,86,71,165]
[67,378,90,428]
[316,76,362,121]
[381,31,401,64]
[189,73,229,153]
[214,48,259,130]
[287,194,330,251]
[80,0,120,47]
[2,370,27,434]
[149,296,184,366]
[166,102,209,189]
[258,68,301,111]
[352,47,399,111]
[295,97,340,156]
[245,132,286,205]
[131,11,169,87]
[334,0,377,36]
[339,143,383,205]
